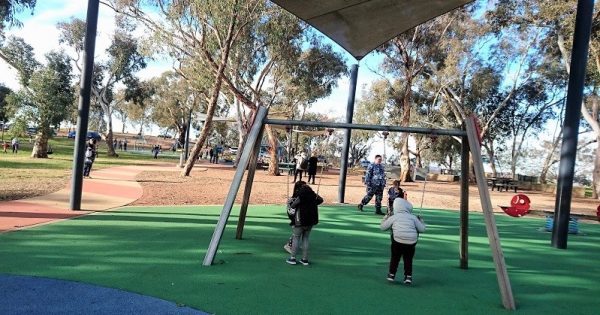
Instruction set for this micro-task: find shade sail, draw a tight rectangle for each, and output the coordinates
[271,0,474,60]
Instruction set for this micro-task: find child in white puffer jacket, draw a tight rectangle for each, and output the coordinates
[380,198,426,284]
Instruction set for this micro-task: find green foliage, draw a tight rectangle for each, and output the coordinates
[0,36,39,86]
[0,0,36,37]
[0,83,12,122]
[7,115,26,137]
[8,51,74,134]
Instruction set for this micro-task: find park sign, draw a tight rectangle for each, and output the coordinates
[270,0,474,60]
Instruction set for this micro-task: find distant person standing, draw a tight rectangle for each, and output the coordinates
[112,139,117,150]
[118,139,123,150]
[209,146,214,162]
[152,145,160,159]
[358,155,387,215]
[123,139,128,151]
[294,152,308,182]
[83,139,97,178]
[307,153,319,185]
[11,137,19,154]
[212,146,219,164]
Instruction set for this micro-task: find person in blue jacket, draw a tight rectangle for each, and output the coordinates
[358,155,386,215]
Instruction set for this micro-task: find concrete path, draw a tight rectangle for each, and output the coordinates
[0,164,164,233]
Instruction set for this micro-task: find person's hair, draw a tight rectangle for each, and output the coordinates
[293,181,307,197]
[393,180,400,187]
[375,155,382,159]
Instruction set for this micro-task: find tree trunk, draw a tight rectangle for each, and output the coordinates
[415,151,422,168]
[540,131,562,184]
[31,125,49,158]
[181,84,221,176]
[233,107,251,168]
[235,130,247,167]
[105,114,117,157]
[121,118,126,133]
[594,137,600,199]
[399,88,413,182]
[265,124,280,176]
[181,12,237,176]
[177,124,187,149]
[484,142,498,178]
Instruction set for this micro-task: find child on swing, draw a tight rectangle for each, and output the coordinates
[387,180,406,214]
[284,181,323,265]
[381,198,425,284]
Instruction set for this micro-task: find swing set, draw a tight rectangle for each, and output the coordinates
[203,108,515,309]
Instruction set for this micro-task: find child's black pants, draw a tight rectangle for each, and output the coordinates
[389,238,416,276]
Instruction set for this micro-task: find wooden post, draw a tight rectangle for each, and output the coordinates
[235,126,264,239]
[460,135,469,269]
[465,117,516,310]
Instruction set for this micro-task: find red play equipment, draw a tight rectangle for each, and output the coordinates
[499,194,531,217]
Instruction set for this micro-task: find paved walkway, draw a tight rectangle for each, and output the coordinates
[0,164,170,233]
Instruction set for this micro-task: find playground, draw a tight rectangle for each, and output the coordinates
[1,201,600,314]
[1,0,598,313]
[1,126,600,314]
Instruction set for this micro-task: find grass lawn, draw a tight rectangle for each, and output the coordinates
[1,205,599,314]
[0,137,179,200]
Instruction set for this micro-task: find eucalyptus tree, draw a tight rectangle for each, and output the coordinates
[374,8,472,182]
[106,1,346,176]
[489,0,600,195]
[0,84,12,124]
[0,0,35,38]
[4,50,74,157]
[0,36,38,86]
[260,42,346,175]
[105,0,262,175]
[58,17,147,157]
[148,71,204,147]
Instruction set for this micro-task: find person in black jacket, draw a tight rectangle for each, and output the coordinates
[286,181,323,266]
[307,153,319,184]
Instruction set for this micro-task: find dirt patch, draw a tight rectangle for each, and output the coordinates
[133,161,600,219]
[0,169,70,201]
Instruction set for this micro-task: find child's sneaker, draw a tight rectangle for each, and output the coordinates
[387,273,395,282]
[283,243,292,254]
[286,257,297,265]
[300,259,310,266]
[403,275,412,285]
[357,204,364,211]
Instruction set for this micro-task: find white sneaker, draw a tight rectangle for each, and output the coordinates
[283,243,292,254]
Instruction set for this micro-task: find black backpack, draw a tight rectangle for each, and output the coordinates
[300,158,309,170]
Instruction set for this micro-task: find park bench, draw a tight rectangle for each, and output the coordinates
[489,178,518,193]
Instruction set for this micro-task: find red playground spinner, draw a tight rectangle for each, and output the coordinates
[499,194,531,217]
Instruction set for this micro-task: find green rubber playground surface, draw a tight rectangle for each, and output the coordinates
[1,205,599,314]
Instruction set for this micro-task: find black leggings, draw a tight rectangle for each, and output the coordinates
[307,173,316,183]
[294,169,304,182]
[389,238,416,276]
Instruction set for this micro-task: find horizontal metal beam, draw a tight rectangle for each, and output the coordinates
[265,119,466,137]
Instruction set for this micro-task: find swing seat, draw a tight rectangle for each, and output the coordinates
[498,194,531,217]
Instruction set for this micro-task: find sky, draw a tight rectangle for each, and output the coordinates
[0,0,393,159]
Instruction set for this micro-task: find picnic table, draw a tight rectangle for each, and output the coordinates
[488,177,518,193]
[278,162,295,175]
